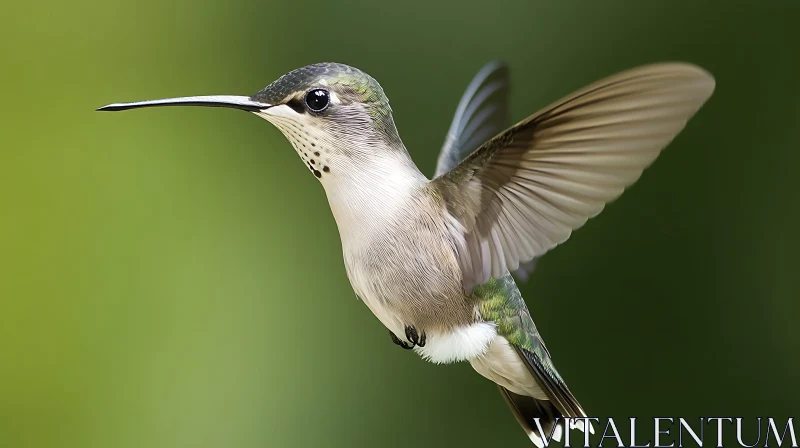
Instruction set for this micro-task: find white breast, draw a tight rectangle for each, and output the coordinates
[323,152,493,364]
[333,163,427,339]
[344,251,408,338]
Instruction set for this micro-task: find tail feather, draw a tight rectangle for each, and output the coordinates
[499,386,593,447]
[499,387,560,447]
[473,273,592,445]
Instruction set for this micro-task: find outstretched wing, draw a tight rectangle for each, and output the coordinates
[436,61,539,281]
[435,61,510,177]
[432,63,715,290]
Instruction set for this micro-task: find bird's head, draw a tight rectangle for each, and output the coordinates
[98,63,408,182]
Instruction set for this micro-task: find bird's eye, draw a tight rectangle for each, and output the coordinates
[304,88,330,112]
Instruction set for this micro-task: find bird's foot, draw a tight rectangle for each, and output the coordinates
[405,326,426,348]
[390,331,414,350]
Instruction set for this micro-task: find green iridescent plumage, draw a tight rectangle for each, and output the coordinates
[251,62,389,107]
[474,273,562,382]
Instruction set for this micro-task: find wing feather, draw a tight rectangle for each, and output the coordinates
[433,63,715,289]
[435,61,510,177]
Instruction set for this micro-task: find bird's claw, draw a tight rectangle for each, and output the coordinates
[390,331,414,350]
[405,326,426,347]
[389,326,427,349]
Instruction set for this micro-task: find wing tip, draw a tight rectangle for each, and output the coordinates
[485,59,509,72]
[638,61,716,99]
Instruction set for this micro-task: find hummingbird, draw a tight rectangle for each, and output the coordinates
[98,61,714,446]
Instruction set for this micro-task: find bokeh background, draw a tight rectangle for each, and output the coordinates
[2,1,799,447]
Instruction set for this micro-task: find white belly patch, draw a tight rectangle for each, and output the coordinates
[414,322,497,364]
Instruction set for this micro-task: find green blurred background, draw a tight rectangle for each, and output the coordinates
[1,1,798,447]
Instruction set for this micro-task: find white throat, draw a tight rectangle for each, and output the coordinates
[323,152,427,242]
[256,104,428,242]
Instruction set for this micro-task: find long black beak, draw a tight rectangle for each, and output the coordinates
[96,95,271,112]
